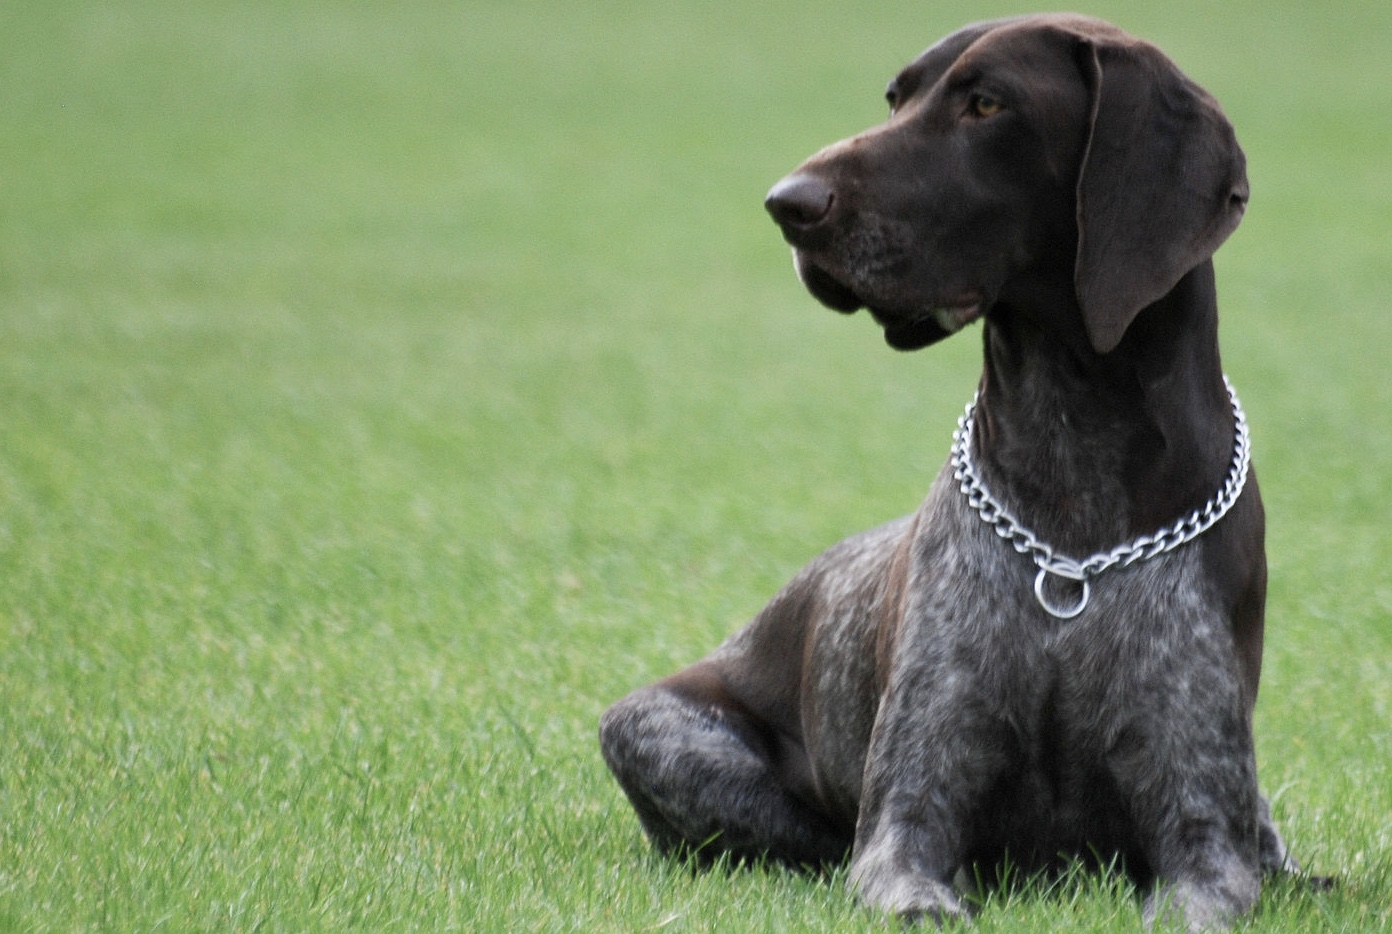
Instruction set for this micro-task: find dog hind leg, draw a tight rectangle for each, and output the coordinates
[599,677,849,868]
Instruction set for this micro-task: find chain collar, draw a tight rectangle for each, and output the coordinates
[950,375,1251,619]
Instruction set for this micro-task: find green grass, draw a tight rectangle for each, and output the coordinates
[1,0,1390,930]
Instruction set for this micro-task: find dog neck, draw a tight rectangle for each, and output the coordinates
[973,261,1237,555]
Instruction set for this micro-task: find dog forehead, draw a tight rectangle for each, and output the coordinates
[915,13,1140,74]
[898,19,999,83]
[959,13,1135,48]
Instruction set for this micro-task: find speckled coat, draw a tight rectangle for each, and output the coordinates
[600,14,1294,932]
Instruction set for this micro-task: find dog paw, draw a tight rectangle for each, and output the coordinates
[850,857,968,926]
[868,879,968,926]
[1142,873,1259,933]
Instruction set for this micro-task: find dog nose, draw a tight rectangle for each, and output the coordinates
[765,173,835,230]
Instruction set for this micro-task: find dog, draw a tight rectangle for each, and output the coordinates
[600,14,1294,930]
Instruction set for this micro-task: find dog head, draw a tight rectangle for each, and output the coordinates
[764,15,1248,354]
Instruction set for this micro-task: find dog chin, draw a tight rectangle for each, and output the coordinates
[879,318,947,351]
[875,303,982,351]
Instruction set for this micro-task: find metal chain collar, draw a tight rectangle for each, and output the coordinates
[950,375,1251,619]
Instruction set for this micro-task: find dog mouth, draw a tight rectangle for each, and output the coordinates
[794,253,863,312]
[792,251,983,350]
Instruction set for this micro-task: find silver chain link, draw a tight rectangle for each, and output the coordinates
[950,375,1251,618]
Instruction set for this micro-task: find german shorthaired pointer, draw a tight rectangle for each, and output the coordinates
[600,14,1295,930]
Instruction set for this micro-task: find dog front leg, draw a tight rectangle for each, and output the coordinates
[1140,790,1295,933]
[1109,711,1263,931]
[848,686,1013,924]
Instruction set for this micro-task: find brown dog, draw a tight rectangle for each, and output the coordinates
[600,15,1293,930]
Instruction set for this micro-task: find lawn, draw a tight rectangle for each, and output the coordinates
[1,0,1389,930]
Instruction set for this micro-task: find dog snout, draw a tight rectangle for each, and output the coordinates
[765,173,835,238]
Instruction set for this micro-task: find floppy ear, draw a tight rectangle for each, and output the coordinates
[1073,38,1249,354]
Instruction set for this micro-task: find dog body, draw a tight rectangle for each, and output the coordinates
[600,15,1289,930]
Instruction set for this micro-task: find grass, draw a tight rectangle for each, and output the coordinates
[1,0,1390,930]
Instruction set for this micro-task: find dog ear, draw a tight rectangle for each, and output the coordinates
[1073,38,1248,354]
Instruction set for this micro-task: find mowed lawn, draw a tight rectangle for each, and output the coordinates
[1,0,1389,930]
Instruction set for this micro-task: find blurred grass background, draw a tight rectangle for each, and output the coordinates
[1,0,1389,930]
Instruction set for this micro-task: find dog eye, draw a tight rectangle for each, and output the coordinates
[969,93,1005,118]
